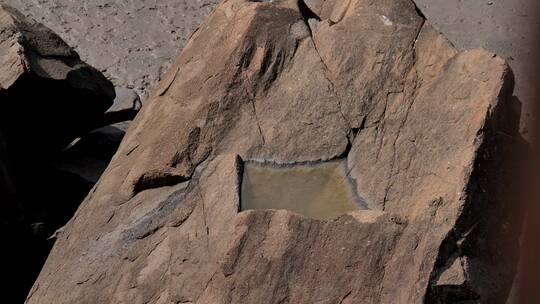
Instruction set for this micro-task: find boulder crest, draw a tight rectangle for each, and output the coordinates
[28,0,523,303]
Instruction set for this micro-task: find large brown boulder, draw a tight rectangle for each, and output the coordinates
[28,0,523,303]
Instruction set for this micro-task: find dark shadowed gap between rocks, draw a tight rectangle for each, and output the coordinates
[0,73,137,302]
[297,0,321,22]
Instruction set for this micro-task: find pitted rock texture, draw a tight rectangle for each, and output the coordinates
[4,0,220,99]
[28,0,522,303]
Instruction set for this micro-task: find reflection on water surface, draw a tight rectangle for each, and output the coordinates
[241,160,367,220]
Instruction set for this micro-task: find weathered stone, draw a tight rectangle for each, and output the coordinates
[28,0,523,303]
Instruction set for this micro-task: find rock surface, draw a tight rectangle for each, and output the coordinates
[28,0,523,303]
[414,0,539,135]
[4,0,535,136]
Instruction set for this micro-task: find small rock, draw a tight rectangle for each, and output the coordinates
[109,87,142,112]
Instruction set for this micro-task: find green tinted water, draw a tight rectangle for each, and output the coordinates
[240,160,367,220]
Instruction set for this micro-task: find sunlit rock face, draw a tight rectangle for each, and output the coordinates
[28,1,523,303]
[241,160,367,220]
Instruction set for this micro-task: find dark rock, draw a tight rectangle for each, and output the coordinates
[57,126,126,184]
[0,4,115,156]
[0,5,116,302]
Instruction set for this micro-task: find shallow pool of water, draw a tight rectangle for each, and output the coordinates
[240,160,367,220]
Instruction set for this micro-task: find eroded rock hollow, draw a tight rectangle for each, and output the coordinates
[28,0,523,303]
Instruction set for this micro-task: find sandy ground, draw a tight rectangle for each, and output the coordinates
[3,0,219,99]
[4,0,537,131]
[415,0,539,134]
